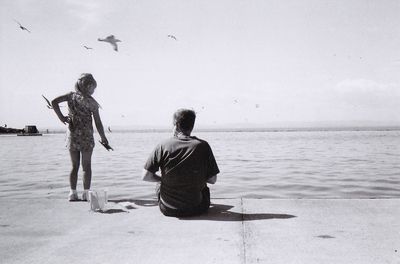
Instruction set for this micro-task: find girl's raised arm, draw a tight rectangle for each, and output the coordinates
[51,93,70,124]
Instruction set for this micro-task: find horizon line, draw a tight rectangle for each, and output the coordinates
[30,125,400,134]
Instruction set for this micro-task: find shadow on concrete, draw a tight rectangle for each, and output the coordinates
[95,199,158,214]
[100,208,128,214]
[109,199,158,207]
[180,203,297,221]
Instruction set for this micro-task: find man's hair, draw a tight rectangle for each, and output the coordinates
[173,109,196,132]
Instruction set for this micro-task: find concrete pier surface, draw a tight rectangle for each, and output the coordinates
[0,198,399,264]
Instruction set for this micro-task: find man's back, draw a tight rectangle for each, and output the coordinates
[144,135,219,209]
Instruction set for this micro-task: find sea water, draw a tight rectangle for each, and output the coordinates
[0,129,399,199]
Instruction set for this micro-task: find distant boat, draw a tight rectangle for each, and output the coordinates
[0,126,23,134]
[17,125,42,136]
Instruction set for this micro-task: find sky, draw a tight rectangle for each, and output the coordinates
[1,0,400,130]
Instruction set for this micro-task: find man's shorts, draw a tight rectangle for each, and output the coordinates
[158,187,211,217]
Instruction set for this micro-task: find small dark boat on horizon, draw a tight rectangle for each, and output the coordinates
[17,125,42,136]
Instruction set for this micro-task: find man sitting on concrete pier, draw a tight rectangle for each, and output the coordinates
[142,109,220,217]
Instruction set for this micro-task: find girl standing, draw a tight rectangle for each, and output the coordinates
[52,73,109,201]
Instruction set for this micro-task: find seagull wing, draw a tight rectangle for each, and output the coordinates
[22,26,31,33]
[14,19,31,33]
[13,19,22,26]
[111,42,118,51]
[169,35,177,40]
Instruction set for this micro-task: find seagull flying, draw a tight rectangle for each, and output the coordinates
[167,34,177,41]
[83,45,93,50]
[98,35,121,51]
[14,19,31,33]
[42,95,53,109]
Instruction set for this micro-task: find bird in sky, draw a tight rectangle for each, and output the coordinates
[167,34,177,41]
[108,126,112,133]
[14,19,31,33]
[42,95,53,109]
[98,35,121,51]
[83,45,93,50]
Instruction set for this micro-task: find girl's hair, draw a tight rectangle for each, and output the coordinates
[74,73,101,108]
[75,73,97,95]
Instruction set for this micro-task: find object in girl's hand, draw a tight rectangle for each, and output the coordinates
[42,95,53,109]
[99,140,114,151]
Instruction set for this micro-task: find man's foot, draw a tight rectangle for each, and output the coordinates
[68,190,79,201]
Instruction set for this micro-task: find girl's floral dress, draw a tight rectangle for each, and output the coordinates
[66,92,99,151]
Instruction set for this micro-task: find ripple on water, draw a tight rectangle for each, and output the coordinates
[1,130,400,199]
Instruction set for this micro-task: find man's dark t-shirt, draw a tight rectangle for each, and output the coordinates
[144,135,219,209]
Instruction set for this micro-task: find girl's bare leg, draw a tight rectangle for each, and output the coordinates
[81,149,93,190]
[69,150,80,190]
